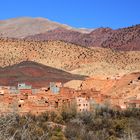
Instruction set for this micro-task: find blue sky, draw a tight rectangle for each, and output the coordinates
[0,0,140,29]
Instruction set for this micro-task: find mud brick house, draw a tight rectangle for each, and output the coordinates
[0,86,10,95]
[0,80,135,115]
[0,89,4,95]
[76,97,90,112]
[50,82,61,94]
[18,83,32,95]
[9,86,19,94]
[124,94,140,109]
[126,100,140,108]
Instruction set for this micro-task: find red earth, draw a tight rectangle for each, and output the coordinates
[0,61,86,88]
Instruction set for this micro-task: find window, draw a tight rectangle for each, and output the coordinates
[79,104,81,106]
[19,104,21,107]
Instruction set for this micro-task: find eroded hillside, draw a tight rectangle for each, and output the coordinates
[0,61,85,87]
[26,24,140,51]
[0,38,140,76]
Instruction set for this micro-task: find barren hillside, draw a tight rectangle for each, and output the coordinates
[25,27,112,48]
[0,38,140,76]
[0,17,139,51]
[101,24,140,51]
[106,72,140,98]
[0,17,93,38]
[26,24,140,51]
[0,61,85,87]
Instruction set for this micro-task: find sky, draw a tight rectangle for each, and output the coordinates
[0,0,140,29]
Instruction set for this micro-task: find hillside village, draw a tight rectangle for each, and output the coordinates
[0,76,140,115]
[0,82,104,115]
[0,16,140,140]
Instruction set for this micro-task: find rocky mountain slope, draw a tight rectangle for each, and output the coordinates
[25,27,111,48]
[26,24,140,51]
[0,17,139,51]
[0,17,93,38]
[101,24,140,51]
[0,61,85,87]
[0,38,140,76]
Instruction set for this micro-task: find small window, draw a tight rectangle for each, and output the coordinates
[83,104,85,106]
[19,104,21,107]
[79,104,81,106]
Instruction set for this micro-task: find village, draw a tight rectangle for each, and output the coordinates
[0,79,140,115]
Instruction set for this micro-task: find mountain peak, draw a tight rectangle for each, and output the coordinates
[0,17,94,38]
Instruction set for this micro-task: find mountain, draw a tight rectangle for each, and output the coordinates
[0,17,140,51]
[101,24,140,51]
[0,61,85,87]
[26,24,140,51]
[0,17,93,38]
[0,38,140,76]
[25,27,112,48]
